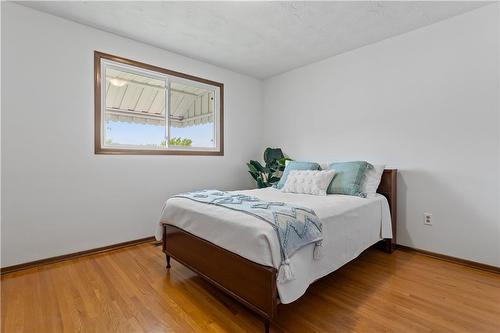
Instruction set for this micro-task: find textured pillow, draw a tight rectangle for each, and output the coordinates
[282,170,336,196]
[360,164,385,197]
[276,161,320,189]
[327,161,371,196]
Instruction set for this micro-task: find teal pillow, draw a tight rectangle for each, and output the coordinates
[327,161,371,196]
[277,161,320,189]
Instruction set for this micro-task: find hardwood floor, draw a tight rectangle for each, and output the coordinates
[2,243,499,333]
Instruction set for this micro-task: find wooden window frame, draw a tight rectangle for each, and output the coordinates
[94,51,224,156]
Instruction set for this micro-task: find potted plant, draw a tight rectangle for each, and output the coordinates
[247,148,291,188]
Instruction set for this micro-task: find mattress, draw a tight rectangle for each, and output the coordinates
[156,187,392,304]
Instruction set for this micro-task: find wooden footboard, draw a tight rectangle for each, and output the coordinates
[162,224,278,322]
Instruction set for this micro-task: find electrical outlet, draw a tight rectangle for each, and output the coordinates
[424,213,432,226]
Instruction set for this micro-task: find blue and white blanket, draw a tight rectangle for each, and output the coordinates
[174,190,323,282]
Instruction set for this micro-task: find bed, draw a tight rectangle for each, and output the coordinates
[158,169,397,332]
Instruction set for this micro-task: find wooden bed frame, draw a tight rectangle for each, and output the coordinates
[161,169,397,332]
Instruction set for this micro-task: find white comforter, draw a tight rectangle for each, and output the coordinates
[155,187,392,304]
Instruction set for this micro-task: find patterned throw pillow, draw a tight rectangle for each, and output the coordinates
[282,170,336,196]
[276,161,320,189]
[327,161,372,197]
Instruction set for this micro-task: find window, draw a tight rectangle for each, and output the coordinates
[94,51,223,155]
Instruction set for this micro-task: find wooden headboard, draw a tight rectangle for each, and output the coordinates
[377,169,397,253]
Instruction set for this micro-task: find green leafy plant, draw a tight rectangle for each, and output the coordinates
[247,148,292,188]
[160,137,193,147]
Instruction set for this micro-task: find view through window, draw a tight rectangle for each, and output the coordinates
[95,52,223,155]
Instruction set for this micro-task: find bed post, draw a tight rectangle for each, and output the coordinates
[162,225,172,269]
[264,319,270,333]
[377,169,397,253]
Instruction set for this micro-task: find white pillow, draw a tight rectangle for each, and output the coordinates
[282,170,336,196]
[360,164,385,197]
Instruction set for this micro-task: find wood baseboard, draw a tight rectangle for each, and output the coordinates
[397,245,499,274]
[3,238,497,276]
[1,236,156,275]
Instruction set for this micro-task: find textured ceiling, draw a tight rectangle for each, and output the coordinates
[19,1,490,79]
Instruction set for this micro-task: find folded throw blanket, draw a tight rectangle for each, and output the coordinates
[173,190,323,283]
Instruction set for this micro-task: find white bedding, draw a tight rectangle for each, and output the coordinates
[155,187,392,304]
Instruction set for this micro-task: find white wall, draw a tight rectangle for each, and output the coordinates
[1,3,264,267]
[263,4,500,266]
[497,2,500,269]
[3,3,499,269]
